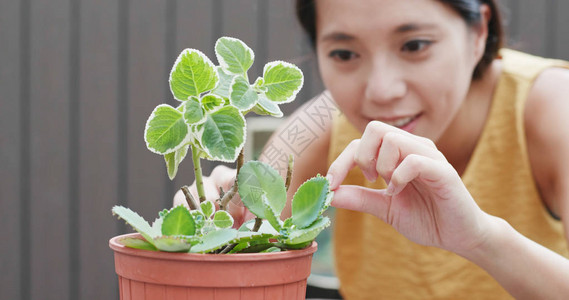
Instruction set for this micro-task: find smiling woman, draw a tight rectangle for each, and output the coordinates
[288,0,569,299]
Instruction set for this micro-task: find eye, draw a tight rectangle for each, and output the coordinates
[329,49,358,62]
[401,40,432,52]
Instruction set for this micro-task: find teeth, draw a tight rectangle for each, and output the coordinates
[383,116,414,128]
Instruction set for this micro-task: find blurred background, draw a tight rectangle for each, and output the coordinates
[1,0,568,299]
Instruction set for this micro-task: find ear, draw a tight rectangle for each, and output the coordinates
[473,4,491,62]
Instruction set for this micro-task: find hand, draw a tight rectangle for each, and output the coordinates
[326,121,493,255]
[173,165,255,228]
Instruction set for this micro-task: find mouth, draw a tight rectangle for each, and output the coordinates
[378,113,421,129]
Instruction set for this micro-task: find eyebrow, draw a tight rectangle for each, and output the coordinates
[319,23,438,43]
[395,23,438,33]
[319,32,355,43]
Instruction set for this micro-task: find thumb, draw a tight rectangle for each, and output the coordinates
[331,185,391,220]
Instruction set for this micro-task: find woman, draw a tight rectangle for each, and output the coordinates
[176,0,569,298]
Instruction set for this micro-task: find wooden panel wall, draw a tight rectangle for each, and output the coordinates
[0,0,566,299]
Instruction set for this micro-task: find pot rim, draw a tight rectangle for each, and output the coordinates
[109,233,317,262]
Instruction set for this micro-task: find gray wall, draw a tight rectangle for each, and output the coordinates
[1,0,568,299]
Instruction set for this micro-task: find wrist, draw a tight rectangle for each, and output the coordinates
[457,214,512,266]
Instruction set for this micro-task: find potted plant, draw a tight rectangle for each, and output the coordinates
[109,36,333,300]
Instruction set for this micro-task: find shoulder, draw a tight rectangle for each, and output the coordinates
[525,67,569,217]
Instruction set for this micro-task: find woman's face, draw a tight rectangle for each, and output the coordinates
[315,0,485,141]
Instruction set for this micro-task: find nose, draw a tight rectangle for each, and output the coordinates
[363,57,407,105]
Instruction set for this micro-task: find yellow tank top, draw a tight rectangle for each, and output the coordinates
[328,49,569,299]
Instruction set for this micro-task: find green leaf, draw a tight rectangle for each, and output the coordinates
[145,104,190,155]
[200,106,245,162]
[322,190,334,215]
[200,201,214,219]
[251,95,283,117]
[151,216,164,233]
[282,216,330,245]
[112,206,160,243]
[229,76,258,111]
[239,219,280,236]
[261,61,303,103]
[169,48,218,100]
[261,194,282,231]
[212,66,235,99]
[161,205,196,236]
[201,94,225,112]
[237,161,286,219]
[215,37,254,75]
[190,228,238,253]
[183,96,206,125]
[291,176,329,229]
[213,210,234,228]
[261,247,281,253]
[120,237,158,251]
[190,210,206,231]
[233,231,276,244]
[153,236,192,252]
[164,144,189,180]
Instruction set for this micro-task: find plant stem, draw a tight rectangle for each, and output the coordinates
[219,243,237,254]
[180,185,200,210]
[191,145,206,203]
[285,154,294,192]
[219,149,244,210]
[252,217,262,232]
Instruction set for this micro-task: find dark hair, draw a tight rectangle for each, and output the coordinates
[295,0,503,80]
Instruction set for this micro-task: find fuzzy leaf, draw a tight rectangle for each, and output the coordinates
[190,228,238,253]
[145,104,190,155]
[291,176,329,229]
[261,61,303,103]
[232,231,276,244]
[261,247,281,253]
[237,161,286,219]
[153,236,192,252]
[161,205,195,236]
[201,106,245,162]
[251,95,283,117]
[261,194,282,231]
[282,216,330,245]
[322,190,334,215]
[183,97,206,125]
[239,219,280,236]
[200,201,215,219]
[151,216,164,233]
[213,210,234,228]
[212,66,235,99]
[190,210,206,231]
[164,144,189,180]
[112,206,160,243]
[201,94,225,112]
[215,37,254,75]
[120,237,158,251]
[169,48,218,100]
[229,76,258,111]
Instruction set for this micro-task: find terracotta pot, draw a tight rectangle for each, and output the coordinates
[109,233,317,300]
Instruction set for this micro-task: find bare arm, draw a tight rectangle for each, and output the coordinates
[327,77,569,299]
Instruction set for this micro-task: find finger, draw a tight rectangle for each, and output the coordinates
[358,121,440,181]
[387,154,449,196]
[331,185,391,222]
[376,132,444,183]
[210,165,237,192]
[326,139,360,190]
